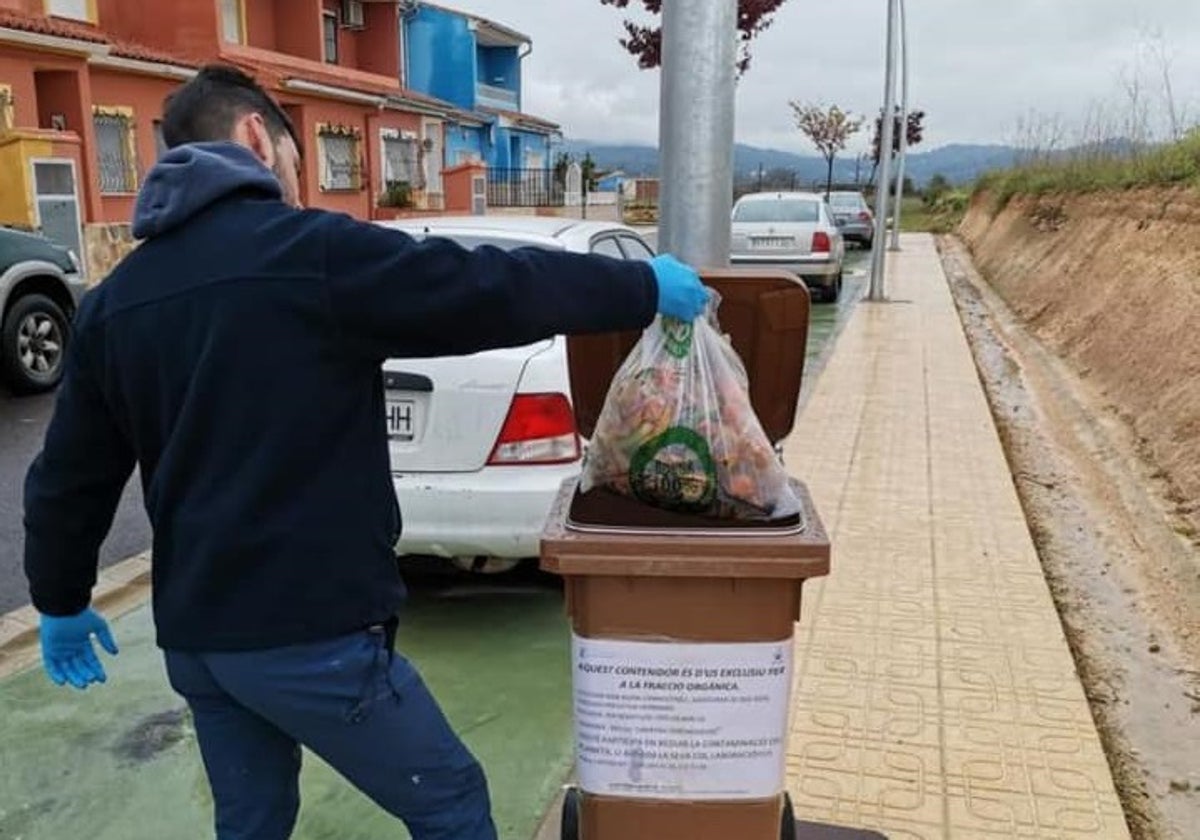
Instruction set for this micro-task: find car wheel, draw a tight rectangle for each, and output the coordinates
[561,787,581,840]
[1,293,70,394]
[818,276,839,304]
[780,792,797,840]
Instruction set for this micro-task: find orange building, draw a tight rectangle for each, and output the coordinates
[1,0,466,276]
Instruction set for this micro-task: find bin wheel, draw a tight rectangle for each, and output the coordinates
[780,792,797,840]
[561,786,581,840]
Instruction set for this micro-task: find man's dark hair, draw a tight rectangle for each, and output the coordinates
[161,64,300,152]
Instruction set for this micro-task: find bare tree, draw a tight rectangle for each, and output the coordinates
[1118,61,1151,153]
[1075,99,1118,162]
[1003,27,1196,179]
[1138,26,1192,141]
[789,102,864,198]
[1009,108,1067,165]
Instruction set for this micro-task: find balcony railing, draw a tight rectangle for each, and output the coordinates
[476,82,519,110]
[487,168,564,207]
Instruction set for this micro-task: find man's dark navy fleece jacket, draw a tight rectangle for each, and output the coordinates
[24,142,657,651]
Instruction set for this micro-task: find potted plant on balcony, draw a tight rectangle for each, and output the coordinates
[376,179,416,219]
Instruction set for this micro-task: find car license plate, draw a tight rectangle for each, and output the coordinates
[385,399,416,441]
[752,236,793,249]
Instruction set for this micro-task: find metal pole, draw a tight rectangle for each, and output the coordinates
[868,0,898,301]
[658,0,737,268]
[888,0,909,251]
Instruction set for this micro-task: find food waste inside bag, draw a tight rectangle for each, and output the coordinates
[580,296,801,521]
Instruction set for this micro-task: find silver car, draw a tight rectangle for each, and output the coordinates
[730,191,845,302]
[828,190,875,248]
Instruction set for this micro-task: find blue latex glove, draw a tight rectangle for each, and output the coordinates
[651,254,710,322]
[38,608,118,690]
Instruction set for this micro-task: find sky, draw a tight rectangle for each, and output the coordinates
[449,0,1200,154]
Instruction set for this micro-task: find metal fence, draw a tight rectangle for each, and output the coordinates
[94,113,136,194]
[486,168,564,207]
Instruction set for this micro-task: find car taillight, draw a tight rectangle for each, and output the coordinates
[812,231,832,253]
[858,211,872,222]
[488,393,580,465]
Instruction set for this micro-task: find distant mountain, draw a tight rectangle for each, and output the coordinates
[559,139,1021,188]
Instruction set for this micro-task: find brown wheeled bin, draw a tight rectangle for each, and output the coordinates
[541,269,851,840]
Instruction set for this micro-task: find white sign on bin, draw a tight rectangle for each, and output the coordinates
[571,635,793,801]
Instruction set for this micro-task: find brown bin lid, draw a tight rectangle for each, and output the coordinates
[567,268,811,443]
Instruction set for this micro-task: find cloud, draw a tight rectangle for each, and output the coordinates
[453,0,1200,151]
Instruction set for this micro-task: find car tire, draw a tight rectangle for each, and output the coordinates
[818,274,840,304]
[780,792,797,840]
[561,787,581,840]
[1,293,70,394]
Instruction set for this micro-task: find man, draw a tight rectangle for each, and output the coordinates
[24,65,708,840]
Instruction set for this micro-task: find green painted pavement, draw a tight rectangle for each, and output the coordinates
[0,257,864,839]
[0,581,573,840]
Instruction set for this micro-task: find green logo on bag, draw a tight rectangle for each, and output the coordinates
[662,319,693,359]
[629,426,717,512]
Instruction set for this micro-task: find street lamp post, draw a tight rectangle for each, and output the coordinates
[888,0,909,251]
[868,0,899,301]
[657,0,737,268]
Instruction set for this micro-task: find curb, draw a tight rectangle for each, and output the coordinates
[532,782,570,840]
[0,551,152,679]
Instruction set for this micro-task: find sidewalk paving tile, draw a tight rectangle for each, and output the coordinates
[781,234,1130,839]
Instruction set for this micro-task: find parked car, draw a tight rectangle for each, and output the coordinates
[374,216,657,574]
[729,191,845,302]
[827,190,875,248]
[0,227,86,394]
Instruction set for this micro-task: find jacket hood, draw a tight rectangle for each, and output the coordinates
[132,142,283,239]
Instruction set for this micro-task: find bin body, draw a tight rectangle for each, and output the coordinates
[542,479,830,840]
[542,268,828,839]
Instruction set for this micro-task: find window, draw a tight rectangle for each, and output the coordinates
[219,0,244,43]
[46,0,92,22]
[617,235,655,262]
[318,126,361,191]
[590,237,623,259]
[0,85,13,133]
[828,193,865,210]
[732,199,819,224]
[34,161,76,196]
[382,132,423,190]
[323,12,339,64]
[408,234,551,252]
[341,0,365,28]
[93,108,138,193]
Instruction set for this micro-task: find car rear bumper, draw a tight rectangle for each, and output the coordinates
[729,254,841,284]
[836,222,874,241]
[393,461,581,560]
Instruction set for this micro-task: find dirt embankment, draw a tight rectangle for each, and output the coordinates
[956,191,1200,838]
[960,189,1200,541]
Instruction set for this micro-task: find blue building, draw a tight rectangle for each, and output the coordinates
[403,2,560,177]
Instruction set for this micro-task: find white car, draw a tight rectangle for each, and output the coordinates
[374,216,657,573]
[730,191,846,302]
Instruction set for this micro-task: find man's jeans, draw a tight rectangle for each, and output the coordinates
[165,624,497,840]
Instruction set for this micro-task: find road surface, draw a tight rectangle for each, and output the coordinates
[0,389,151,614]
